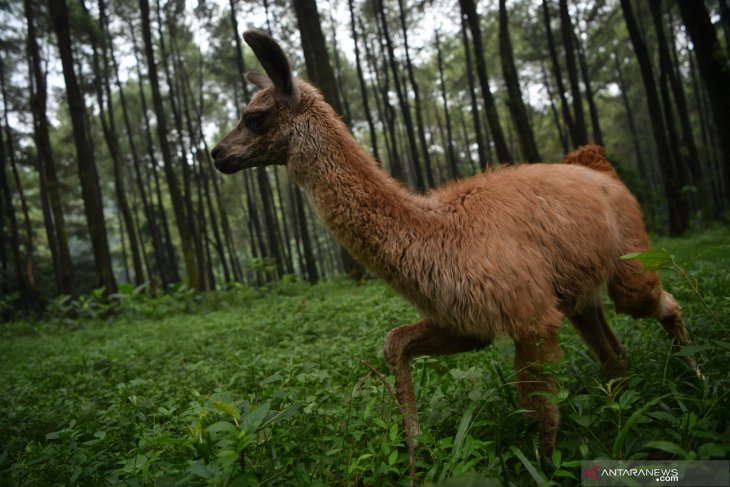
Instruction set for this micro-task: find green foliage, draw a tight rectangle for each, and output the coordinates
[622,227,729,329]
[1,229,729,485]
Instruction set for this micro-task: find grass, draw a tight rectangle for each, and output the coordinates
[0,227,729,485]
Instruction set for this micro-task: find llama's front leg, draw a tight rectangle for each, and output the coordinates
[657,290,703,378]
[383,320,489,453]
[514,322,561,457]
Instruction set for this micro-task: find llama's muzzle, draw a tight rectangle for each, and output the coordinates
[211,144,238,174]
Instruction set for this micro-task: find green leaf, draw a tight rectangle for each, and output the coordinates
[216,448,239,467]
[644,440,689,458]
[620,249,674,271]
[509,446,548,486]
[388,449,398,466]
[188,461,215,479]
[551,449,562,468]
[612,395,669,458]
[363,397,375,420]
[213,401,240,422]
[241,400,270,432]
[389,422,399,442]
[373,418,388,430]
[570,413,597,427]
[260,402,302,430]
[357,453,374,462]
[205,421,236,435]
[451,401,477,459]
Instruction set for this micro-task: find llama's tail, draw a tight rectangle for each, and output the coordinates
[562,144,619,179]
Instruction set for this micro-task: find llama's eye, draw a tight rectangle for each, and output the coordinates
[243,111,268,133]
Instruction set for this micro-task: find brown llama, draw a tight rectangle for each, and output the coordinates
[211,30,697,459]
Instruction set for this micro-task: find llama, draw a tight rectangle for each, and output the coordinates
[211,30,696,459]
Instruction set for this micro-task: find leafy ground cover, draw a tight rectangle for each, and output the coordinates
[1,227,729,486]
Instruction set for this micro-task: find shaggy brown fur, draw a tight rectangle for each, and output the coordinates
[211,30,695,459]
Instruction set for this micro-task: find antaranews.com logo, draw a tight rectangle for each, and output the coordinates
[581,460,729,486]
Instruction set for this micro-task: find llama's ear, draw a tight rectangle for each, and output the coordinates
[245,72,273,90]
[243,29,299,104]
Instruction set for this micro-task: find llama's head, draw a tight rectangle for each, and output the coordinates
[211,30,324,175]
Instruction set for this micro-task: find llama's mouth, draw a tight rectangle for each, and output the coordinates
[212,155,242,174]
[211,143,242,174]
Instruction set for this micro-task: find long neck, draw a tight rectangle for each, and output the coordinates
[291,117,429,279]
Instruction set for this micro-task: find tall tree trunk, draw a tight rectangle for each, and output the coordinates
[49,0,117,293]
[196,154,220,287]
[293,0,365,279]
[272,169,295,275]
[256,169,285,277]
[294,187,319,283]
[573,31,603,146]
[0,109,32,308]
[542,0,576,148]
[24,0,75,296]
[613,50,648,181]
[108,13,167,288]
[287,184,304,278]
[1,64,36,299]
[87,0,145,286]
[396,0,435,186]
[129,21,179,285]
[367,15,405,181]
[327,11,352,126]
[655,42,690,205]
[499,0,540,162]
[688,49,724,208]
[458,108,477,174]
[182,42,243,282]
[223,0,259,281]
[229,0,287,279]
[0,174,6,298]
[435,29,459,179]
[348,0,380,162]
[541,61,569,154]
[668,10,716,211]
[176,56,229,284]
[460,0,512,164]
[460,15,488,167]
[244,171,269,283]
[719,0,730,55]
[621,0,689,234]
[373,0,426,190]
[558,0,588,146]
[650,0,705,208]
[677,0,730,209]
[117,211,130,283]
[139,0,202,290]
[157,2,210,291]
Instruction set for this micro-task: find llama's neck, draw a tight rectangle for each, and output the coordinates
[290,118,428,279]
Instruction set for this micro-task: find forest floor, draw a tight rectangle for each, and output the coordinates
[1,227,729,486]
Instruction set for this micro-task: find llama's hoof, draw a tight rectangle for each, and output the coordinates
[605,359,628,381]
[688,357,705,381]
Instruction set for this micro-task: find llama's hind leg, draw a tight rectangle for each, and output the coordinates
[569,298,627,379]
[384,320,489,453]
[513,314,562,457]
[609,265,701,377]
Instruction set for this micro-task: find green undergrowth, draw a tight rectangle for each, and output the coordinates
[1,227,728,485]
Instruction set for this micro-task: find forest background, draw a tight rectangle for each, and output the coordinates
[1,0,730,485]
[1,0,729,311]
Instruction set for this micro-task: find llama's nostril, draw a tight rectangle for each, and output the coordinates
[211,145,223,160]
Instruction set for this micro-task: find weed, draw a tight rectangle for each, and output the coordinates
[0,229,728,485]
